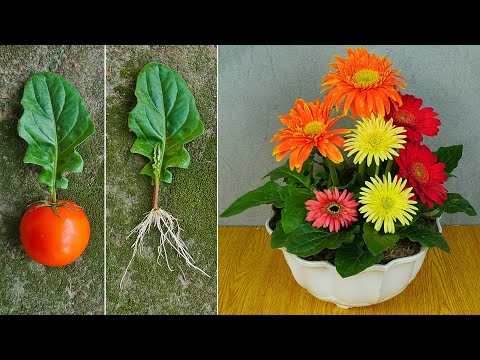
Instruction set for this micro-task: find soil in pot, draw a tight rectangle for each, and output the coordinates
[269,205,282,231]
[269,205,436,266]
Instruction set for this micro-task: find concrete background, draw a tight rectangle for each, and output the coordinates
[218,45,480,226]
[0,45,104,314]
[106,45,217,314]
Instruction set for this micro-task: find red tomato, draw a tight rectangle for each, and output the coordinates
[20,200,90,266]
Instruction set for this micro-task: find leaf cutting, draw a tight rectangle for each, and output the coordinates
[121,62,207,287]
[18,72,94,266]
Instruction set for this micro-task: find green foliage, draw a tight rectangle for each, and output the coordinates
[128,62,204,184]
[265,162,310,188]
[417,203,443,218]
[362,222,400,256]
[441,193,477,216]
[220,181,286,217]
[271,222,354,257]
[335,238,383,278]
[434,145,463,174]
[281,188,314,233]
[420,193,477,219]
[397,222,450,253]
[337,169,358,190]
[18,72,95,197]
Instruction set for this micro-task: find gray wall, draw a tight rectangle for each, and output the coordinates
[218,45,480,226]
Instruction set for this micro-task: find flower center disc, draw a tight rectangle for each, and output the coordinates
[381,197,394,210]
[352,69,380,88]
[393,110,416,126]
[368,133,383,148]
[304,120,324,136]
[409,161,429,184]
[327,202,341,215]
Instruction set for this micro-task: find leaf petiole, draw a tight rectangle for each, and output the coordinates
[153,177,160,209]
[327,160,339,186]
[384,159,393,175]
[358,159,366,183]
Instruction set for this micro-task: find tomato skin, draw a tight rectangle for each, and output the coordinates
[20,200,90,267]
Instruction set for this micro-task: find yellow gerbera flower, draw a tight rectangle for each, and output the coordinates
[344,114,407,166]
[358,173,418,234]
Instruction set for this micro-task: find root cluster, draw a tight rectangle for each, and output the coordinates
[120,208,209,288]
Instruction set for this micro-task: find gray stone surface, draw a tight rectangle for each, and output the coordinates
[0,45,104,314]
[218,45,480,226]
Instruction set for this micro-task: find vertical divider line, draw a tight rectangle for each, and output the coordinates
[215,44,219,316]
[103,44,107,316]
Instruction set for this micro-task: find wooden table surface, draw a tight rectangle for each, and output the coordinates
[218,225,480,315]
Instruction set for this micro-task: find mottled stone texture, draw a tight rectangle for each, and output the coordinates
[0,45,104,314]
[218,45,480,226]
[106,45,217,314]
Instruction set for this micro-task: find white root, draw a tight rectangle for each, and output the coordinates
[120,208,209,289]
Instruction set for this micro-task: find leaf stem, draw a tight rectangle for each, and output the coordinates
[52,188,56,203]
[385,159,393,175]
[358,159,366,183]
[308,153,315,187]
[153,177,159,209]
[328,161,339,187]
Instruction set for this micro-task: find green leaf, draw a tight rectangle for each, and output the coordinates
[18,72,95,195]
[271,223,354,257]
[313,170,328,186]
[324,156,346,171]
[270,221,288,248]
[337,170,357,191]
[220,181,286,217]
[363,222,400,256]
[302,156,314,177]
[264,162,310,188]
[128,62,204,184]
[441,193,477,216]
[397,222,450,253]
[434,145,463,174]
[352,224,361,234]
[335,242,383,278]
[281,188,315,233]
[418,203,443,218]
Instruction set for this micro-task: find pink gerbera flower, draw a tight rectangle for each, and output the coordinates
[305,188,359,233]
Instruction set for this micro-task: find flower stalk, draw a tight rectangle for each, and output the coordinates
[328,160,339,187]
[358,159,366,183]
[384,159,394,175]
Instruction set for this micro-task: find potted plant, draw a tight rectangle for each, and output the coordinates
[220,47,477,308]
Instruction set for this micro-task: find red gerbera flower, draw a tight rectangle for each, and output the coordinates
[305,188,358,232]
[386,94,441,142]
[395,142,447,208]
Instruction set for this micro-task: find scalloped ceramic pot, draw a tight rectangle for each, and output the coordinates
[265,218,442,309]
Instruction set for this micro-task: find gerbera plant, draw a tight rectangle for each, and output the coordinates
[221,47,477,278]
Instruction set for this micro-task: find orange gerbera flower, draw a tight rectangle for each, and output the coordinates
[321,48,406,119]
[271,98,350,172]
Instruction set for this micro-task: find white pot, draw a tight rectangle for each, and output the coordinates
[265,218,441,309]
